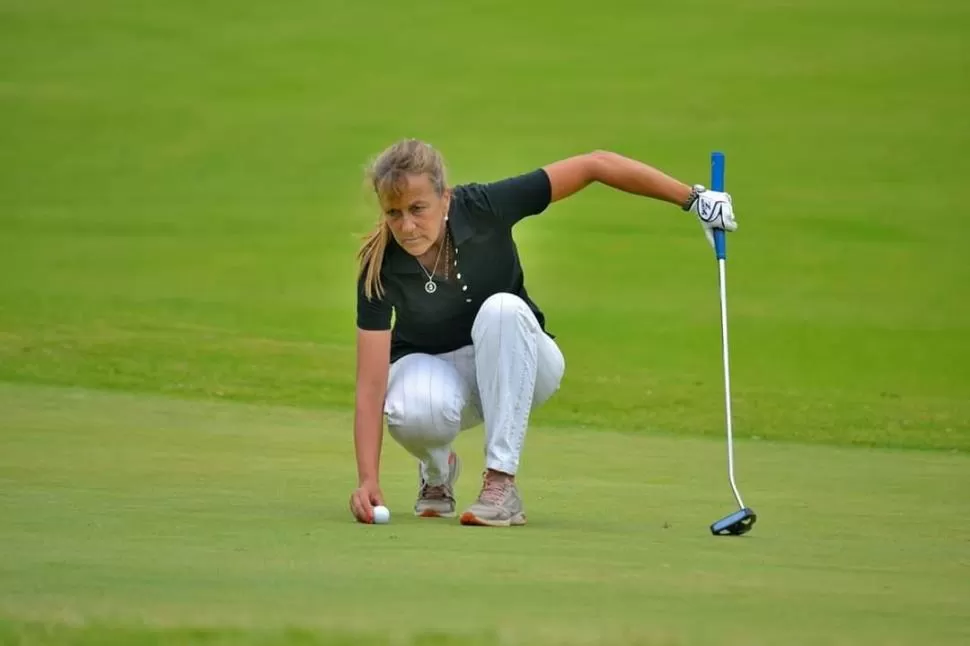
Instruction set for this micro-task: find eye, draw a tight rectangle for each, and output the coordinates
[410,205,425,215]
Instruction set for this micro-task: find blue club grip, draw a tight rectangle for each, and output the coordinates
[710,151,726,260]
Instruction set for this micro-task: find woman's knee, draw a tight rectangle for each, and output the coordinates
[384,364,465,444]
[472,293,536,340]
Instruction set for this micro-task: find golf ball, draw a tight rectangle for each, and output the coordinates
[372,505,390,524]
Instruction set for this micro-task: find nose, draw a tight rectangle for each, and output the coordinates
[399,215,417,235]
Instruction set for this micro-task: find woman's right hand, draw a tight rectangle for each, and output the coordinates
[349,480,385,524]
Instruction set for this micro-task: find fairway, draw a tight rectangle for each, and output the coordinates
[3,0,970,643]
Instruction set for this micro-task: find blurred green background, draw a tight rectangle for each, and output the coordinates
[2,0,968,448]
[2,1,969,644]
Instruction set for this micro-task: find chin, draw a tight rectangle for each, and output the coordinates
[399,239,430,256]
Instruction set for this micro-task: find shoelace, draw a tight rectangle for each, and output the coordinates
[420,482,453,501]
[479,478,508,504]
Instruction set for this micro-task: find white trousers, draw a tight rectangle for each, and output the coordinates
[384,293,566,485]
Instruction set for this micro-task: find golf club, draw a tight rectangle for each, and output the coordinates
[708,151,757,537]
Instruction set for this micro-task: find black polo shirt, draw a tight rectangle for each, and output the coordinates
[357,169,553,363]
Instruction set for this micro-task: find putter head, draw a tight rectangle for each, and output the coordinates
[710,507,757,536]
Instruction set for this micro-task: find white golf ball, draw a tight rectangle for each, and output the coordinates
[372,505,390,524]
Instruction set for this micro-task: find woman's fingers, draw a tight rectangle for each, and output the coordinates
[350,489,373,523]
[350,482,386,524]
[369,488,384,507]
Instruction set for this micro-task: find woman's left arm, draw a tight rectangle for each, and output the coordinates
[542,150,737,247]
[543,150,692,207]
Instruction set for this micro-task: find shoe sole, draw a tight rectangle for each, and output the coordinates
[415,509,456,518]
[459,511,527,527]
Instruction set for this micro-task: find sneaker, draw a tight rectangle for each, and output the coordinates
[459,473,526,527]
[414,452,461,518]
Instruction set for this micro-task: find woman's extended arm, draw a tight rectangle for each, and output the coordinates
[349,328,391,523]
[541,150,737,246]
[543,150,692,205]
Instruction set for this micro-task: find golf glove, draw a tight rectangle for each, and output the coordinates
[687,187,737,248]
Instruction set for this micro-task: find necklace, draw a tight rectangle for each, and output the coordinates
[417,233,446,294]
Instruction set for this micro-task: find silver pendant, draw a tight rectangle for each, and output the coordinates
[424,280,437,294]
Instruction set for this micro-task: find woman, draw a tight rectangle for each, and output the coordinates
[350,139,736,527]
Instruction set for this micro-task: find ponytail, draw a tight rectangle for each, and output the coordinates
[357,221,390,300]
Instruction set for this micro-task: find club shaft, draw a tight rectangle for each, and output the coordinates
[718,257,745,510]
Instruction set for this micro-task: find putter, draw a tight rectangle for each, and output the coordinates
[708,151,757,537]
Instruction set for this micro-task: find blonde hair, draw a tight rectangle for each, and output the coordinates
[358,139,448,300]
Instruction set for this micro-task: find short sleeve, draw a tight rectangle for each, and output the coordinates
[464,169,552,227]
[356,272,392,331]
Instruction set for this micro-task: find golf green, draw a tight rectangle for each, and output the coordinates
[2,385,969,645]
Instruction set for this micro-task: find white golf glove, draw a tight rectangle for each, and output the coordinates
[687,187,737,248]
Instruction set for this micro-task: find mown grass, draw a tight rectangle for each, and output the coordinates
[2,385,969,645]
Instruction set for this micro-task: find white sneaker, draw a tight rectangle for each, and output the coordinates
[459,473,526,527]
